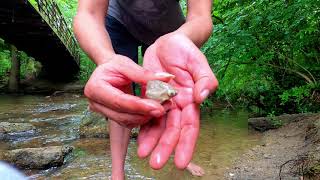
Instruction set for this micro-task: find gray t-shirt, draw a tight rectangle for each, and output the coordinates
[108,0,185,45]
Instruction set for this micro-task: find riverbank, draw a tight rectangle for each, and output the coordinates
[226,113,320,179]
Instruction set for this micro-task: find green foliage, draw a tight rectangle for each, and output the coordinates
[279,84,320,112]
[0,39,11,82]
[55,0,78,24]
[19,52,42,80]
[204,0,320,115]
[0,38,42,85]
[201,98,214,109]
[267,111,283,128]
[79,52,96,83]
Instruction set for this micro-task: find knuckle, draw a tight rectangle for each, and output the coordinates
[113,94,123,110]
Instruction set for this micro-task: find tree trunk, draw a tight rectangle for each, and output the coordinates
[8,45,20,93]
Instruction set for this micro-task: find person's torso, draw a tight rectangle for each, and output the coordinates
[108,0,185,45]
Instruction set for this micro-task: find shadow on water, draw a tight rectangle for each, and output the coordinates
[0,95,261,179]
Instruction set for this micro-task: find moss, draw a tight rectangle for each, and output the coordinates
[304,161,320,178]
[309,163,320,174]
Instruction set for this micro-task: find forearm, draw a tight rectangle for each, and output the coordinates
[175,16,213,47]
[174,0,213,47]
[73,5,114,65]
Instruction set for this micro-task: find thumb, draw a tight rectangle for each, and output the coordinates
[194,75,218,104]
[186,47,219,103]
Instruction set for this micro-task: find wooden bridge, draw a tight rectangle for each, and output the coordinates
[0,0,80,81]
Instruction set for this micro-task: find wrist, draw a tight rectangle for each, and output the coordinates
[95,51,116,66]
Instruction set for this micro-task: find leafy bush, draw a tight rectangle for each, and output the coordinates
[204,0,320,114]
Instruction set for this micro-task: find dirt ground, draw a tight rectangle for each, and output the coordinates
[226,113,320,180]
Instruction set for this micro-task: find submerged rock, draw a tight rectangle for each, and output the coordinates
[79,111,109,138]
[2,145,73,169]
[79,111,139,139]
[0,122,36,140]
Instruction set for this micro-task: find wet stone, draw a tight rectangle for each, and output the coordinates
[0,122,36,140]
[79,111,109,138]
[2,145,73,169]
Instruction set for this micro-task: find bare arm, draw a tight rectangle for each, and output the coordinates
[73,0,114,65]
[174,0,213,47]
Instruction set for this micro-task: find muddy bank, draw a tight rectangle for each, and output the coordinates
[227,113,320,179]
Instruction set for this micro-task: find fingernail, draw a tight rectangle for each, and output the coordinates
[200,89,209,100]
[155,72,175,79]
[150,110,163,117]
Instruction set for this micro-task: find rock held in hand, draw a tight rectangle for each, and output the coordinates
[146,80,177,103]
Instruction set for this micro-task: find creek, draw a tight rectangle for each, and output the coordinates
[0,95,261,179]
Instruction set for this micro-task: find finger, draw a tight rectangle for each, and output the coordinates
[137,123,151,145]
[117,58,174,84]
[137,116,166,158]
[174,103,200,169]
[187,50,218,103]
[89,101,151,126]
[149,109,181,170]
[85,80,165,117]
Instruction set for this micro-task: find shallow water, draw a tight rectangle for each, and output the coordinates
[0,95,261,179]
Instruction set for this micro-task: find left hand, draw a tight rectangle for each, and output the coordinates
[137,33,218,169]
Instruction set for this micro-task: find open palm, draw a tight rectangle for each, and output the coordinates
[137,33,218,169]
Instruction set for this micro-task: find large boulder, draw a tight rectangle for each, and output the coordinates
[0,122,36,140]
[2,145,73,169]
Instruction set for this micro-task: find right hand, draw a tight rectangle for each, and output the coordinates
[85,54,173,127]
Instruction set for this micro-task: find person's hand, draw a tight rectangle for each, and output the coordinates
[137,33,218,169]
[85,54,174,127]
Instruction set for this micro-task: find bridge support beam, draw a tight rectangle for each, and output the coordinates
[8,45,20,93]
